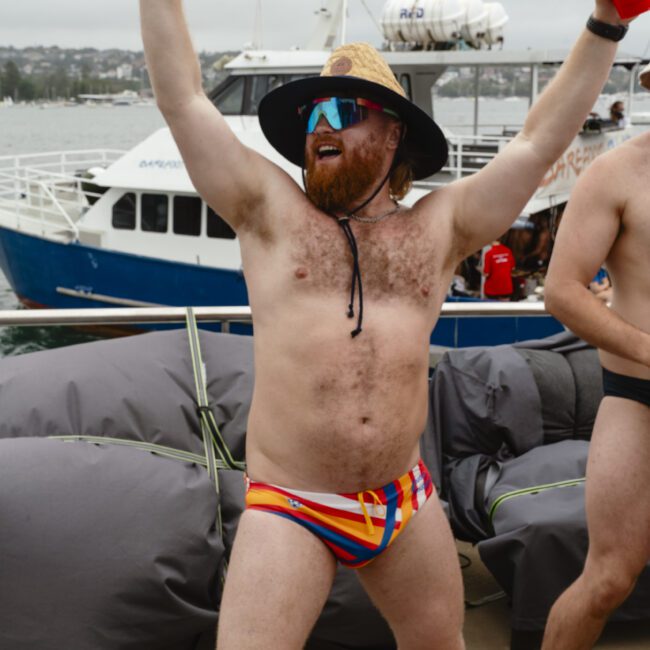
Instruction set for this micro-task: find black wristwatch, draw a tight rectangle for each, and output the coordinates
[586,15,628,42]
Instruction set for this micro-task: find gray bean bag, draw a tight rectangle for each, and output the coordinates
[0,327,395,649]
[431,333,650,635]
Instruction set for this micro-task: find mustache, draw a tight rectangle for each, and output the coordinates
[308,135,345,157]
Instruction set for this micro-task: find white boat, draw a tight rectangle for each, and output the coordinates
[0,0,646,346]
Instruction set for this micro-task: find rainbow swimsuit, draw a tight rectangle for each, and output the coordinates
[245,460,434,568]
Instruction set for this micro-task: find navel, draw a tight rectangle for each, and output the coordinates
[294,266,309,280]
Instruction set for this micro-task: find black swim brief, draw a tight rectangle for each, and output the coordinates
[602,367,650,408]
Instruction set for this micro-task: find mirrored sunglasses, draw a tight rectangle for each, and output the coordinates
[298,97,399,134]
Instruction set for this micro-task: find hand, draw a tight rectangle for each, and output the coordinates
[589,278,611,294]
[594,0,638,24]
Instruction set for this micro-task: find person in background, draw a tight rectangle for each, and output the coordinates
[585,99,629,130]
[542,61,650,650]
[448,265,472,297]
[482,239,516,300]
[462,251,483,293]
[609,99,630,127]
[521,215,553,272]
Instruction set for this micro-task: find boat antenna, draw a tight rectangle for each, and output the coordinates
[359,0,383,39]
[305,0,345,51]
[253,0,263,49]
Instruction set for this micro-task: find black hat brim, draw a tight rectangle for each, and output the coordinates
[258,76,448,181]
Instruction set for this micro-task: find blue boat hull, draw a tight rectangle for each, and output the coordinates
[0,226,564,346]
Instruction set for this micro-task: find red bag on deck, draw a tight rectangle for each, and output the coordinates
[613,0,650,19]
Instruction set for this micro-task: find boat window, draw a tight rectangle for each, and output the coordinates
[248,75,269,115]
[399,74,412,101]
[213,76,246,115]
[247,75,275,115]
[269,75,284,92]
[173,196,202,236]
[112,193,136,230]
[207,207,236,240]
[141,194,169,233]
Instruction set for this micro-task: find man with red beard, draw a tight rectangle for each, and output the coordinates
[140,2,634,648]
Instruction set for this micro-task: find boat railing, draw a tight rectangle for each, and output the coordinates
[419,133,509,187]
[0,149,124,239]
[0,172,82,239]
[0,149,125,177]
[0,302,549,331]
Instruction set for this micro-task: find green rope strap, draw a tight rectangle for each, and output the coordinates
[50,434,226,548]
[488,478,585,524]
[48,435,230,473]
[185,308,246,473]
[48,314,248,588]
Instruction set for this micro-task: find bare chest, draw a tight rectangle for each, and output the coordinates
[288,213,445,305]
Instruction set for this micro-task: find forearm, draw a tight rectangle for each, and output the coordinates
[521,6,621,164]
[140,0,204,116]
[545,283,650,367]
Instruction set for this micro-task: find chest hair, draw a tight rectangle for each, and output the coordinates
[289,212,443,305]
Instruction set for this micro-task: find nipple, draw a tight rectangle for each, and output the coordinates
[294,267,309,280]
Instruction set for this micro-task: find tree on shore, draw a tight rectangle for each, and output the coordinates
[1,61,21,100]
[0,59,139,102]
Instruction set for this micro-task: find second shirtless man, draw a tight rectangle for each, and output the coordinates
[140,2,632,648]
[542,62,650,650]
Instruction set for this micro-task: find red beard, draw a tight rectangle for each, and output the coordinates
[304,134,386,214]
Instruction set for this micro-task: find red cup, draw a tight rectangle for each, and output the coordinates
[612,0,650,19]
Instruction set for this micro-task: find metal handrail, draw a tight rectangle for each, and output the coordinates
[0,176,81,239]
[0,303,548,327]
[448,134,510,143]
[33,179,80,239]
[418,132,508,181]
[0,149,125,165]
[0,151,123,239]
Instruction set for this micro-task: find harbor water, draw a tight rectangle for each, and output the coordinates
[2,95,650,355]
[0,104,166,355]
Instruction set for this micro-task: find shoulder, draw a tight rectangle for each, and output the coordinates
[592,134,649,171]
[410,186,455,232]
[409,187,456,245]
[586,137,650,210]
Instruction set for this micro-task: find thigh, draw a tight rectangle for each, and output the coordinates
[584,397,650,571]
[357,492,464,649]
[217,509,337,650]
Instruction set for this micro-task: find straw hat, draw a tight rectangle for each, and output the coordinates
[258,42,448,180]
[640,62,650,90]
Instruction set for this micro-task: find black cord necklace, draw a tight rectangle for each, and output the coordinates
[302,162,396,338]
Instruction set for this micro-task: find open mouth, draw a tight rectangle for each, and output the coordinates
[317,144,342,160]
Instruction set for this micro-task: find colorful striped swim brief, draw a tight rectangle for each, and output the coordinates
[245,459,434,568]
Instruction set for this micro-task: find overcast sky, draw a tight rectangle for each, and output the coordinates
[1,1,649,56]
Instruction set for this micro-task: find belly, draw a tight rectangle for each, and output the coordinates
[246,301,432,492]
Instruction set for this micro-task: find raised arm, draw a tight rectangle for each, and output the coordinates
[544,151,650,367]
[139,0,295,232]
[443,0,628,259]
